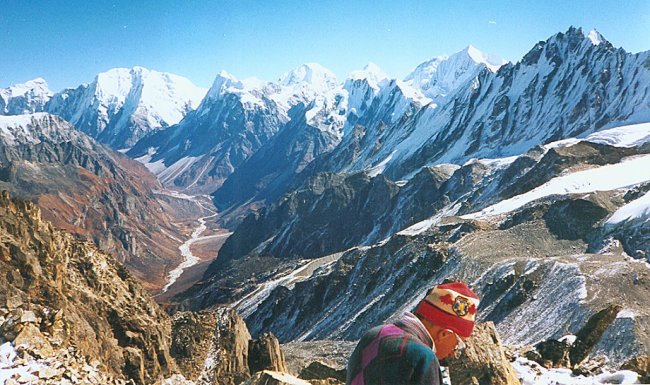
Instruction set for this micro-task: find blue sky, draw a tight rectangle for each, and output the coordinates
[1,1,649,91]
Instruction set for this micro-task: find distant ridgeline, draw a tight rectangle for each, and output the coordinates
[1,26,650,383]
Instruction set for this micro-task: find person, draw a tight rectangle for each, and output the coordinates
[346,282,480,385]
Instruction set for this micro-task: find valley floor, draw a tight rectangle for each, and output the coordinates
[153,191,232,303]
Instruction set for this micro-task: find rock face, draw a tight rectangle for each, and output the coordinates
[171,311,219,381]
[569,304,622,366]
[443,322,521,385]
[198,309,251,385]
[175,309,250,385]
[249,333,289,374]
[171,309,295,385]
[0,192,176,384]
[215,172,400,263]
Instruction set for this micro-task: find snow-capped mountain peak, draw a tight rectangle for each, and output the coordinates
[216,69,239,83]
[464,45,508,72]
[348,62,389,90]
[6,78,52,97]
[279,63,338,90]
[1,78,53,115]
[44,66,207,148]
[404,46,504,101]
[588,29,604,46]
[205,70,244,100]
[94,68,135,104]
[540,26,611,57]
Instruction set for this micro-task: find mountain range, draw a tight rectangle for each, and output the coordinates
[1,26,650,384]
[1,67,206,149]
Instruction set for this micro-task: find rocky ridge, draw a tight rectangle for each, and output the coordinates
[45,67,207,149]
[0,192,176,384]
[179,125,650,310]
[0,113,187,290]
[206,27,650,230]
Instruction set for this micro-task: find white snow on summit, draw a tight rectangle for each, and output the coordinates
[588,29,604,46]
[279,63,339,91]
[93,66,207,127]
[465,45,507,72]
[45,66,207,148]
[404,45,506,101]
[0,78,53,114]
[348,63,389,90]
[2,78,52,99]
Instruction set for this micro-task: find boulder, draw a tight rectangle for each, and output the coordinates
[443,322,521,385]
[621,355,650,383]
[244,370,311,385]
[534,339,571,368]
[249,332,288,373]
[12,323,54,357]
[572,355,608,376]
[298,361,346,383]
[569,304,622,366]
[19,310,38,324]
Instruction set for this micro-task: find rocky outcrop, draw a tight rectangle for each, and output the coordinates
[621,355,650,383]
[298,361,346,384]
[192,309,251,385]
[569,304,622,366]
[171,309,294,385]
[0,192,176,384]
[244,370,311,385]
[249,333,288,374]
[171,311,219,381]
[443,322,521,385]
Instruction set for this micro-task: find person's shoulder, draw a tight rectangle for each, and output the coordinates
[403,336,437,363]
[361,324,384,339]
[357,324,387,345]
